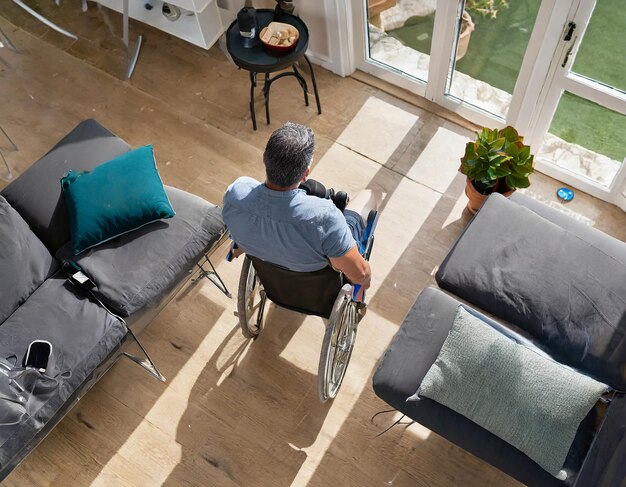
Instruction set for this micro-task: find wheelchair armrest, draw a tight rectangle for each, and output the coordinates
[361,210,379,262]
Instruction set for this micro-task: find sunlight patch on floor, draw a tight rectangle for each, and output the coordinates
[336,96,419,165]
[405,125,470,194]
[91,308,234,486]
[278,315,326,375]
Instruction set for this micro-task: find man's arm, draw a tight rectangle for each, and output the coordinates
[329,245,371,289]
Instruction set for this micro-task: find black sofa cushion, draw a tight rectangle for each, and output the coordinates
[0,272,126,466]
[56,187,225,317]
[0,195,58,323]
[0,119,131,253]
[373,287,605,487]
[436,193,626,390]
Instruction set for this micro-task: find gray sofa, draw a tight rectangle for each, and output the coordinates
[373,193,625,487]
[0,120,226,479]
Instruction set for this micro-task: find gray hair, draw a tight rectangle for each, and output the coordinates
[264,122,315,187]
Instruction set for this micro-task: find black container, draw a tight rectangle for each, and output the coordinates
[237,7,258,48]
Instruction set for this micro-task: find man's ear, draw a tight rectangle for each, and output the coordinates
[301,166,311,182]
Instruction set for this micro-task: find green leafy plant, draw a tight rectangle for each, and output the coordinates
[461,126,534,194]
[465,0,508,19]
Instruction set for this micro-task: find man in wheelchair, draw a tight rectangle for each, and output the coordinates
[222,122,381,401]
[222,121,381,296]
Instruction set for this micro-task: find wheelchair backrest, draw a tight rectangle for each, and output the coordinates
[248,256,343,319]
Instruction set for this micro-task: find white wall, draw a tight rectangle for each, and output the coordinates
[217,0,353,75]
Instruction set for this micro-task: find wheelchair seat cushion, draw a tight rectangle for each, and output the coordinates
[249,256,343,319]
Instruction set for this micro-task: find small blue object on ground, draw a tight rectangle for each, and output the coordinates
[557,187,574,202]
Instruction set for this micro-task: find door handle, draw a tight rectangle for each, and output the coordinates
[563,21,576,41]
[561,35,578,68]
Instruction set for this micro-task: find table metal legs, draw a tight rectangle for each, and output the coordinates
[303,54,322,115]
[250,71,258,130]
[247,55,322,130]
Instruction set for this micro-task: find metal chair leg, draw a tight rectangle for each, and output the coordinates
[0,126,16,180]
[0,27,19,53]
[0,126,17,152]
[12,0,78,40]
[122,0,142,79]
[1,152,13,180]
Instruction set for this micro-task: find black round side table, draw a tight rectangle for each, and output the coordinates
[227,9,322,130]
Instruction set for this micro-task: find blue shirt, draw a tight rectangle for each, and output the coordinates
[223,177,355,272]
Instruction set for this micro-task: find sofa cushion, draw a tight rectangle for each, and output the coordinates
[57,186,225,317]
[373,287,606,487]
[60,145,175,255]
[416,306,608,476]
[0,272,126,455]
[436,193,626,390]
[0,119,131,253]
[0,195,58,323]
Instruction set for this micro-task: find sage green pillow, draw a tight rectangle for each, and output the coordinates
[417,306,608,476]
[60,145,175,255]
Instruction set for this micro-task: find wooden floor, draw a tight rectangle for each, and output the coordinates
[0,4,624,486]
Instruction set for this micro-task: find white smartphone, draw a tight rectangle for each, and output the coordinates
[24,340,52,373]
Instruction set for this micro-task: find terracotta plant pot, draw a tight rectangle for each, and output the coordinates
[464,178,515,214]
[464,178,487,215]
[456,11,475,61]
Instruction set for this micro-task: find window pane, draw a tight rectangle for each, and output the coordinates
[539,91,626,187]
[572,0,626,93]
[446,0,541,118]
[367,0,437,83]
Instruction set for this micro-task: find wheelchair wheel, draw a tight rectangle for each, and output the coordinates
[237,256,267,339]
[317,284,361,402]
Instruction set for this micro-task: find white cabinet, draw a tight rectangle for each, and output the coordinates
[97,0,226,49]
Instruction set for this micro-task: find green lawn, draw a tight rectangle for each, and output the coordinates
[389,0,626,163]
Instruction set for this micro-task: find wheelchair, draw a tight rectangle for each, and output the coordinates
[229,209,379,402]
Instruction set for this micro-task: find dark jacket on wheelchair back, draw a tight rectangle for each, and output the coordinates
[248,256,343,319]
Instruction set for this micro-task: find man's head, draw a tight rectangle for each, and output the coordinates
[264,122,315,188]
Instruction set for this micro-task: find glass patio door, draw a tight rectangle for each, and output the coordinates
[528,0,626,201]
[354,0,549,126]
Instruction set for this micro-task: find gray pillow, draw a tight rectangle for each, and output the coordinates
[435,193,626,391]
[414,306,609,476]
[0,195,59,323]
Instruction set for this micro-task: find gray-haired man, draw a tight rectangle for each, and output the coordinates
[223,122,381,293]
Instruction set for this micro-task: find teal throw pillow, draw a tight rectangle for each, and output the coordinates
[61,145,175,255]
[414,306,609,477]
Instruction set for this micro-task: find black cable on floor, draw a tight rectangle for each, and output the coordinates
[370,408,415,437]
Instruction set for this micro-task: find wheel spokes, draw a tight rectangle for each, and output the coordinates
[326,300,357,396]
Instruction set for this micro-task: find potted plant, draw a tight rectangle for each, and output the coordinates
[457,0,508,60]
[460,125,534,214]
